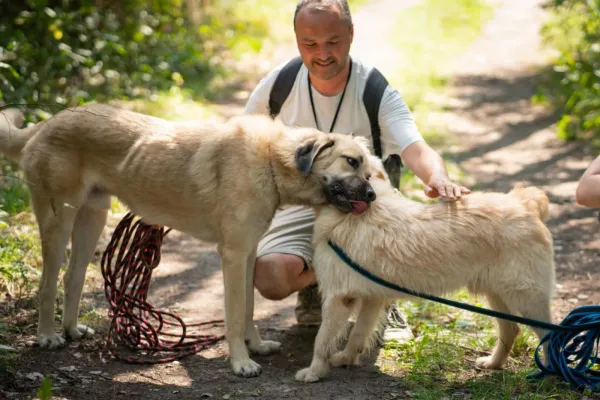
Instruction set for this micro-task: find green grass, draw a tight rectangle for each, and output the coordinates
[385,291,592,399]
[1,158,30,216]
[0,210,41,299]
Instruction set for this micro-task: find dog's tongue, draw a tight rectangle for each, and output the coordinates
[350,201,369,215]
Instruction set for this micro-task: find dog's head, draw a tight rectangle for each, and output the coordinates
[294,132,376,215]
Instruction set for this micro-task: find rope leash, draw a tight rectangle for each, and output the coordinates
[327,240,600,393]
[100,212,224,364]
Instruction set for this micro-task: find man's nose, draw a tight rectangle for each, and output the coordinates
[318,45,331,59]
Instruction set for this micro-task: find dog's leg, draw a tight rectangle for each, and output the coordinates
[476,292,521,370]
[62,201,108,341]
[244,248,282,356]
[330,296,386,368]
[220,244,262,377]
[295,295,352,383]
[513,291,552,367]
[33,197,78,349]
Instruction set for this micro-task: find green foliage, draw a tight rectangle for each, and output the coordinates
[0,213,41,298]
[37,376,53,400]
[1,158,29,215]
[0,0,275,297]
[0,0,271,122]
[537,0,600,148]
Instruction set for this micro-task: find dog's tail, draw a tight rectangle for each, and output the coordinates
[0,108,36,162]
[510,182,550,221]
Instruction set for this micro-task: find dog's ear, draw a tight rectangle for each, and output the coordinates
[383,154,402,189]
[295,138,335,176]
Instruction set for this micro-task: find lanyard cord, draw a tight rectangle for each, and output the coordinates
[308,59,353,133]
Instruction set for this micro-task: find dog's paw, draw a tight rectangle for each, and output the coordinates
[65,324,95,341]
[248,340,282,356]
[295,367,322,383]
[231,358,262,378]
[475,355,504,370]
[38,333,66,349]
[330,350,359,368]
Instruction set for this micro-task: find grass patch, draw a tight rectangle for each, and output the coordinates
[384,290,590,399]
[0,212,41,299]
[1,158,30,216]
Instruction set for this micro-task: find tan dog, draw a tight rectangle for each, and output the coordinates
[0,103,376,377]
[296,154,555,382]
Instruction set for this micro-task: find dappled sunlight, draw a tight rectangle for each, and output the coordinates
[111,91,219,123]
[113,366,194,387]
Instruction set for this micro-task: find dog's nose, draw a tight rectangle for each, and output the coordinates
[366,187,376,202]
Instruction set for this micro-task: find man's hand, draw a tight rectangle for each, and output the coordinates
[424,173,471,200]
[400,141,472,201]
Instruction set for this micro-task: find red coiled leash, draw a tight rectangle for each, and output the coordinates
[100,212,224,364]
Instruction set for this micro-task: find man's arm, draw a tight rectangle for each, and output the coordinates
[400,141,470,200]
[575,155,600,208]
[378,87,470,200]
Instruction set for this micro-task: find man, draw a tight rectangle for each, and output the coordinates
[244,0,471,339]
[576,155,600,208]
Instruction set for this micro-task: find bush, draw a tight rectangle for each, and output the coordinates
[0,0,270,123]
[536,0,600,147]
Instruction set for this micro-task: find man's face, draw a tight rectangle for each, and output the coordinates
[294,5,354,81]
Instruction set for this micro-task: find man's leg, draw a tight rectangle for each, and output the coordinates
[254,205,322,325]
[253,206,414,337]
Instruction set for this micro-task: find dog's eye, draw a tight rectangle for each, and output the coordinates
[366,174,371,181]
[345,156,360,169]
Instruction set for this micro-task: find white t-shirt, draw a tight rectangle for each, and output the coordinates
[244,56,424,159]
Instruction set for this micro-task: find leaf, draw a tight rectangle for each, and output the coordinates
[37,376,53,400]
[0,63,20,78]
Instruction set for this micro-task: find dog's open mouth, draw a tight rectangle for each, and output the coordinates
[350,201,369,215]
[323,178,374,215]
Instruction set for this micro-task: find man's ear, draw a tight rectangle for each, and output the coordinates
[295,138,335,176]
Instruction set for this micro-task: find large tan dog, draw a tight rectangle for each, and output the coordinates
[296,154,555,382]
[0,104,376,377]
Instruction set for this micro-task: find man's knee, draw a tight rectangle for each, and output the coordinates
[254,253,306,300]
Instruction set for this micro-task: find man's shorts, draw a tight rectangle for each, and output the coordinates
[256,205,315,268]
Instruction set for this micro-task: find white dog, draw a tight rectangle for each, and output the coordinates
[296,154,555,382]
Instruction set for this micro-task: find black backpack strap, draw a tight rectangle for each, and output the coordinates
[363,66,403,188]
[363,66,389,159]
[268,56,304,118]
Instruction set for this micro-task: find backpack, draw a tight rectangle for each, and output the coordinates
[267,56,403,188]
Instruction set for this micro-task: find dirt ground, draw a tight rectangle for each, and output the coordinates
[2,0,600,399]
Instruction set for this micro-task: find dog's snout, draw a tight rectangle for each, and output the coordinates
[366,186,376,202]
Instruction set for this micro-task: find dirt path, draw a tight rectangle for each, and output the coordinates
[3,0,599,399]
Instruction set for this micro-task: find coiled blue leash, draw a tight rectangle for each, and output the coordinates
[327,239,600,393]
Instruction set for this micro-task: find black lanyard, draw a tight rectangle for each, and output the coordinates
[307,59,353,133]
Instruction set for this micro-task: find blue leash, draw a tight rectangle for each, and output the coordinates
[327,240,600,393]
